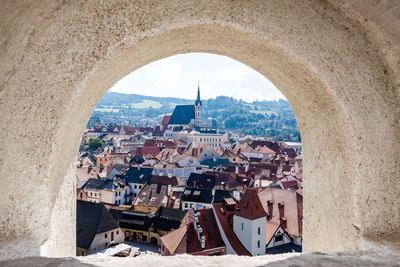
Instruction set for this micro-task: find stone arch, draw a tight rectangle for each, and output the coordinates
[0,0,399,260]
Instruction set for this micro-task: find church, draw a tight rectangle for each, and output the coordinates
[168,84,203,129]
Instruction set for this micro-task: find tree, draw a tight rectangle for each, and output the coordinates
[86,137,104,152]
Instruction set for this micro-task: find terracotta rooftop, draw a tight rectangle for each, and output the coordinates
[265,221,280,246]
[197,208,225,250]
[234,188,267,220]
[212,203,251,256]
[161,115,171,125]
[258,187,303,237]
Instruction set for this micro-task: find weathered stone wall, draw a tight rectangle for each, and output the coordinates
[0,0,399,260]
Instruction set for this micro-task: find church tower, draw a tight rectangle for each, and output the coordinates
[194,81,202,127]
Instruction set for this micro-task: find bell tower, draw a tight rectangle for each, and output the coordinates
[194,81,202,127]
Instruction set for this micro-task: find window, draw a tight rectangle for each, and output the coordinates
[134,185,137,189]
[258,227,261,235]
[90,192,92,196]
[275,234,283,242]
[105,233,107,238]
[119,191,121,196]
[185,203,188,208]
[104,242,108,248]
[241,222,244,230]
[117,230,119,235]
[257,240,260,248]
[80,192,82,198]
[139,185,142,189]
[95,193,97,197]
[134,193,137,197]
[111,231,114,241]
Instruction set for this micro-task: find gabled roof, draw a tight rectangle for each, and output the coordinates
[187,173,216,189]
[151,206,187,231]
[281,180,299,190]
[118,210,154,231]
[213,189,236,204]
[161,115,171,125]
[81,178,107,191]
[76,201,120,249]
[161,222,202,255]
[132,183,170,208]
[197,208,225,250]
[265,221,281,246]
[135,146,160,157]
[212,203,251,256]
[161,224,189,255]
[122,166,153,184]
[249,140,281,152]
[221,149,239,158]
[168,105,195,125]
[102,179,127,191]
[148,175,184,187]
[181,187,213,204]
[234,188,267,220]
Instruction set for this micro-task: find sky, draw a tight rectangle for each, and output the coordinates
[109,53,286,102]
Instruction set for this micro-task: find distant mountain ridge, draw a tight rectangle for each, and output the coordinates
[92,92,301,142]
[98,92,194,106]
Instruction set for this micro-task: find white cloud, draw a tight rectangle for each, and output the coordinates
[109,53,286,102]
[146,58,182,89]
[216,65,253,80]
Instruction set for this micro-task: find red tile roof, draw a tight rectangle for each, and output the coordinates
[265,221,280,245]
[135,146,161,157]
[161,222,202,255]
[162,115,171,125]
[281,180,299,190]
[258,187,303,237]
[234,188,267,220]
[212,203,251,256]
[197,208,225,250]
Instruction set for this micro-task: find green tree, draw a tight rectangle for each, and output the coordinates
[86,137,104,152]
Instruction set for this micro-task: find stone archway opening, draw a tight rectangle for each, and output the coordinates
[77,52,303,257]
[1,0,399,262]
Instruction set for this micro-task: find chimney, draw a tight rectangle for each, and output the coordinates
[235,166,239,174]
[212,188,215,196]
[278,202,285,218]
[167,184,172,196]
[200,235,206,249]
[193,180,197,188]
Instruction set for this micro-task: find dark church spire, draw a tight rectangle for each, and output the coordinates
[195,80,202,106]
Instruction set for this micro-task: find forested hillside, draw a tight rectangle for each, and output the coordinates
[90,92,301,142]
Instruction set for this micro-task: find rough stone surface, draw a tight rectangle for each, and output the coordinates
[0,0,399,261]
[1,251,400,267]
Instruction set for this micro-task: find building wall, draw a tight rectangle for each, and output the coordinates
[128,182,144,199]
[181,201,212,211]
[153,167,197,181]
[1,0,399,259]
[85,189,100,203]
[87,228,124,255]
[233,215,266,256]
[188,134,223,147]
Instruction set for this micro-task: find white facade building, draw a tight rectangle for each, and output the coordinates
[233,215,266,256]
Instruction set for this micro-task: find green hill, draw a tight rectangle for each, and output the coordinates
[90,92,301,142]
